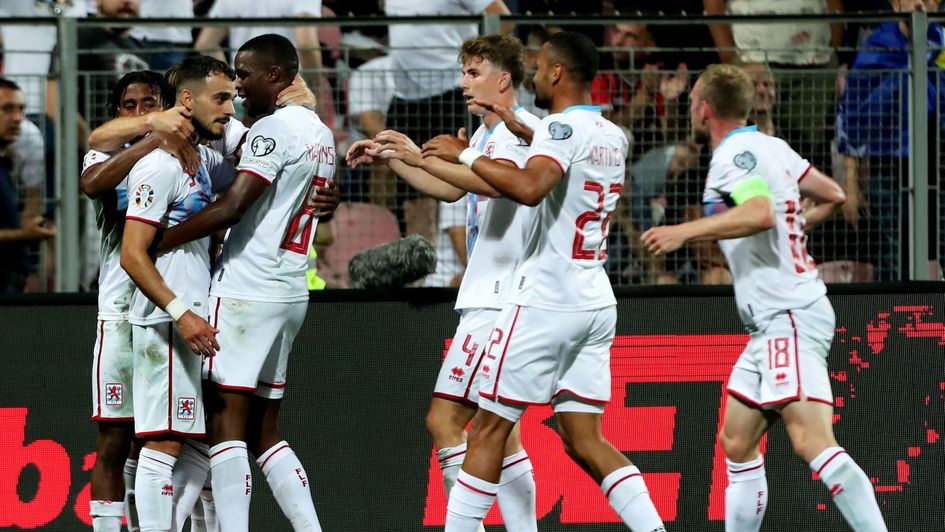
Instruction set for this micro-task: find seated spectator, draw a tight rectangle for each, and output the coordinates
[835,0,945,280]
[0,79,55,293]
[130,0,194,70]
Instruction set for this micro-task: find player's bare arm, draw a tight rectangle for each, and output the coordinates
[155,172,270,251]
[81,132,199,198]
[641,195,775,256]
[120,219,220,355]
[0,216,55,243]
[798,167,846,230]
[424,138,563,206]
[88,105,194,152]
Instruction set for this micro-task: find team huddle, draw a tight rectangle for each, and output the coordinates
[85,28,887,532]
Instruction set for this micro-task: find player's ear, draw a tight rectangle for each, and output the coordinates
[551,62,563,85]
[178,88,194,111]
[498,71,511,93]
[268,65,281,83]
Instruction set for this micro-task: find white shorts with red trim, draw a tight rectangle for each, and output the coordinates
[727,296,836,409]
[91,319,134,422]
[132,322,205,438]
[432,308,499,407]
[207,296,307,399]
[478,304,616,415]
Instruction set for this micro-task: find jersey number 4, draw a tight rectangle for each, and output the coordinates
[280,176,329,255]
[573,181,622,260]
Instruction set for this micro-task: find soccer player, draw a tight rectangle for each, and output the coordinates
[154,34,337,531]
[119,56,238,532]
[421,31,666,532]
[81,70,198,532]
[348,33,541,531]
[641,64,887,532]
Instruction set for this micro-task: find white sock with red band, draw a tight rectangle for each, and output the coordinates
[123,458,140,532]
[437,443,467,499]
[257,441,322,531]
[210,441,252,532]
[90,500,124,532]
[135,448,176,532]
[171,441,210,531]
[445,470,498,532]
[600,466,666,532]
[192,471,218,532]
[497,450,537,532]
[810,447,887,532]
[725,456,767,532]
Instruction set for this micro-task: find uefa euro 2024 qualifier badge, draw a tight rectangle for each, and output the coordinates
[134,183,154,208]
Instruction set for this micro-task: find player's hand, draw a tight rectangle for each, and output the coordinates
[177,311,220,357]
[346,139,384,168]
[311,178,340,218]
[21,216,56,240]
[147,106,194,139]
[275,74,316,110]
[641,225,688,256]
[470,98,534,144]
[842,191,864,228]
[153,130,199,174]
[420,134,467,164]
[372,130,423,167]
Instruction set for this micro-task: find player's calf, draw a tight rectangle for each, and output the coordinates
[90,424,133,532]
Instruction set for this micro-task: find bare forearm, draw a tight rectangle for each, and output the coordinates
[680,200,774,243]
[422,157,501,198]
[802,202,840,230]
[0,228,27,242]
[88,116,152,152]
[389,160,465,202]
[469,156,537,205]
[158,201,239,251]
[82,135,161,198]
[121,250,177,309]
[703,0,736,63]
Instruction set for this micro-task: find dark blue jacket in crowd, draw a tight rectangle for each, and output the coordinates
[836,21,945,157]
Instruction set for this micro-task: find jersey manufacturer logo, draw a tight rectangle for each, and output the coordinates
[548,121,573,140]
[449,367,465,383]
[104,383,123,406]
[177,397,196,420]
[734,151,757,171]
[251,135,276,157]
[133,184,154,207]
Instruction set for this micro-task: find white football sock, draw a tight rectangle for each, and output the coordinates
[209,441,252,532]
[257,441,322,531]
[135,448,177,532]
[810,447,888,532]
[445,470,498,532]
[436,443,485,532]
[90,500,124,532]
[171,441,210,531]
[191,472,218,532]
[725,456,767,532]
[123,458,140,532]
[496,450,537,532]
[600,466,666,532]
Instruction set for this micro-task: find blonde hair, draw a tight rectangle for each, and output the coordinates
[697,64,754,121]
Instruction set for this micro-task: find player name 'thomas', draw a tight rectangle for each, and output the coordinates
[304,143,335,165]
[588,145,623,167]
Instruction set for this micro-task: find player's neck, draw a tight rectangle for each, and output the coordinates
[548,90,591,115]
[711,119,750,150]
[483,98,518,130]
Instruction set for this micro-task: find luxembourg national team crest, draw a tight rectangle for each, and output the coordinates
[177,397,196,420]
[134,183,154,207]
[105,382,123,406]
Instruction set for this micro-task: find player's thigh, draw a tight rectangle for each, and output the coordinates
[432,308,500,408]
[719,394,777,461]
[132,323,205,438]
[255,300,308,400]
[92,319,135,422]
[208,296,285,393]
[780,397,838,462]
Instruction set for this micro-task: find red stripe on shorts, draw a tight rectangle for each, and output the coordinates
[788,311,801,400]
[489,306,522,399]
[167,323,174,433]
[95,320,105,419]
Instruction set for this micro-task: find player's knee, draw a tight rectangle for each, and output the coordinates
[560,431,605,463]
[719,429,757,463]
[467,411,513,447]
[95,432,131,468]
[787,428,831,464]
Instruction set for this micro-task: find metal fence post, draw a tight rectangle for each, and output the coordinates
[55,16,81,292]
[909,11,930,280]
[482,13,501,35]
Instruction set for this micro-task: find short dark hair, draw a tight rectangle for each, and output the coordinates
[459,34,527,88]
[546,31,599,85]
[170,55,235,94]
[238,33,299,79]
[108,70,173,117]
[0,77,21,92]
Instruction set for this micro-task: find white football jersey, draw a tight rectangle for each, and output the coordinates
[211,106,336,303]
[455,106,541,311]
[703,125,826,329]
[507,106,628,311]
[83,149,134,320]
[125,145,227,325]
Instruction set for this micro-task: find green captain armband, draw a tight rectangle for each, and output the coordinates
[729,176,772,205]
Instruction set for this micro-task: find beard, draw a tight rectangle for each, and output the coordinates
[193,116,224,141]
[534,89,551,110]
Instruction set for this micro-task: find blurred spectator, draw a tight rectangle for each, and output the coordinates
[384,0,511,240]
[613,1,723,69]
[517,0,607,45]
[346,55,396,206]
[0,79,55,293]
[835,0,945,280]
[130,0,195,70]
[704,0,842,177]
[194,0,340,131]
[425,198,467,287]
